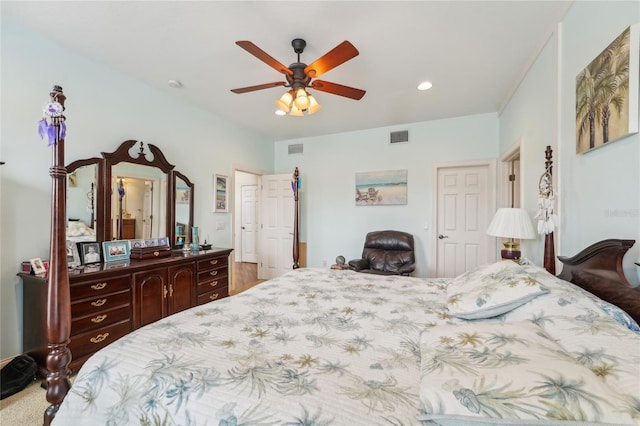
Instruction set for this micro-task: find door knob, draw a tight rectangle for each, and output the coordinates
[438,234,448,239]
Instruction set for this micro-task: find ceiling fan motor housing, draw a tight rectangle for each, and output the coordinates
[287,63,311,90]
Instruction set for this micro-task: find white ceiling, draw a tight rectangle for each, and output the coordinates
[3,1,573,141]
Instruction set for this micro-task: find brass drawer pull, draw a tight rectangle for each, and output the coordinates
[209,293,219,301]
[91,282,107,291]
[90,333,109,344]
[91,314,107,323]
[91,298,107,307]
[209,259,219,265]
[209,270,218,276]
[209,280,218,287]
[153,251,160,257]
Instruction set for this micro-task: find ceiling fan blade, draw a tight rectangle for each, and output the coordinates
[236,41,293,76]
[311,80,366,100]
[230,81,287,94]
[304,41,359,78]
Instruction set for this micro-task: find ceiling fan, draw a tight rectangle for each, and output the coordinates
[230,38,366,115]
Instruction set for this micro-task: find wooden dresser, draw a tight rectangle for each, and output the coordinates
[21,247,232,377]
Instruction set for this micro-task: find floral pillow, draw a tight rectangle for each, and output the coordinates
[417,321,636,425]
[447,261,548,320]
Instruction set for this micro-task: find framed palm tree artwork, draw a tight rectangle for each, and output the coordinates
[576,24,639,154]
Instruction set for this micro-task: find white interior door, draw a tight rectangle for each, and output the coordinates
[142,181,153,238]
[435,162,495,277]
[241,184,258,263]
[259,173,294,280]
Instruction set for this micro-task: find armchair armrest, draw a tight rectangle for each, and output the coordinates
[348,258,370,271]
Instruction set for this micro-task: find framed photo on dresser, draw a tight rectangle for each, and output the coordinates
[78,242,102,265]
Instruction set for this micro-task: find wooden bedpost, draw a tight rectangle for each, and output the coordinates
[43,86,72,425]
[543,146,556,275]
[292,167,300,269]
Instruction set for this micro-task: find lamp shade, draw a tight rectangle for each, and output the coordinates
[487,208,536,240]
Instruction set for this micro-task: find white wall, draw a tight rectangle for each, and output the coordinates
[0,19,274,359]
[558,1,640,283]
[274,113,499,277]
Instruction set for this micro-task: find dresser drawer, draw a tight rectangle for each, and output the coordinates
[197,255,228,272]
[196,276,228,296]
[72,304,131,335]
[69,319,131,360]
[70,275,130,301]
[197,267,228,285]
[71,289,131,318]
[196,287,229,306]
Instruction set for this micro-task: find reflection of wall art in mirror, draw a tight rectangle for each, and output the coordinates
[176,186,190,204]
[78,242,102,265]
[66,240,81,268]
[102,240,131,262]
[214,174,228,212]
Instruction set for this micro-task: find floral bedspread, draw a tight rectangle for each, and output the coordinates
[52,266,640,425]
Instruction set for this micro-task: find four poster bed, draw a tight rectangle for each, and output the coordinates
[40,87,639,425]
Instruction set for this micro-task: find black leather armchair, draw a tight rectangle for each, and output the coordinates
[349,230,416,276]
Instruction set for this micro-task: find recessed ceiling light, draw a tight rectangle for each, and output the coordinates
[275,110,286,116]
[417,81,433,91]
[167,79,183,88]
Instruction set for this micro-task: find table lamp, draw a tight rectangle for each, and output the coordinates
[487,208,536,260]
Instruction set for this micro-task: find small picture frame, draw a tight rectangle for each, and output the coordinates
[30,258,46,275]
[157,237,170,247]
[102,240,131,262]
[78,242,102,265]
[66,240,81,268]
[130,239,145,249]
[214,174,228,213]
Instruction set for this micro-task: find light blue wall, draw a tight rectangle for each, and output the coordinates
[0,19,274,359]
[499,39,555,266]
[557,1,640,282]
[274,113,500,277]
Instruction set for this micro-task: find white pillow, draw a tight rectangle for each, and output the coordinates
[447,261,548,319]
[417,321,636,425]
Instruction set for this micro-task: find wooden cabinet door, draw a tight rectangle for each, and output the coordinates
[133,267,167,328]
[168,263,195,315]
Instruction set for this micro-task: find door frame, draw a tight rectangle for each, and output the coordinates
[231,164,267,292]
[430,158,496,277]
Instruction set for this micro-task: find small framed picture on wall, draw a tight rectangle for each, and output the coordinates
[214,174,228,213]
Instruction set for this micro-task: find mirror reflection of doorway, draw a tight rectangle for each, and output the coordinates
[112,176,156,240]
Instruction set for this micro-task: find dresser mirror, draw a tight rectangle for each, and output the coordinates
[174,171,194,246]
[65,140,192,248]
[66,158,104,243]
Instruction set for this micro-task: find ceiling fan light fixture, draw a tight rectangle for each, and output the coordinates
[289,104,304,117]
[293,88,310,110]
[307,94,322,114]
[275,91,293,112]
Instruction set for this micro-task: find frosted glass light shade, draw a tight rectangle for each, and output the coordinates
[289,104,304,116]
[293,88,310,110]
[275,91,293,112]
[307,95,321,114]
[487,208,536,239]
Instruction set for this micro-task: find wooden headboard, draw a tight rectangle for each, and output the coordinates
[557,239,640,323]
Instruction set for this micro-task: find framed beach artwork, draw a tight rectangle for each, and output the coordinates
[576,24,639,154]
[355,169,408,206]
[214,174,228,212]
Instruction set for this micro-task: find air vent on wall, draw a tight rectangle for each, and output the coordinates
[390,130,409,144]
[288,143,304,155]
